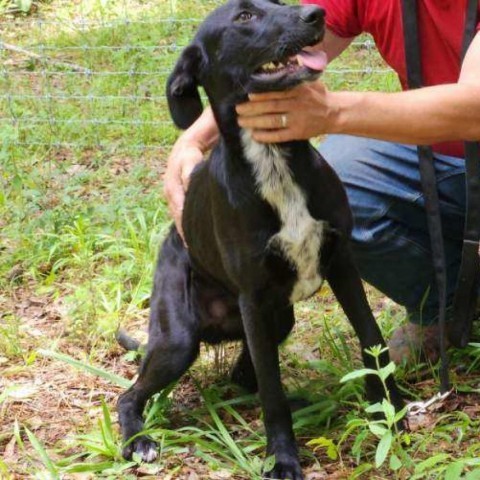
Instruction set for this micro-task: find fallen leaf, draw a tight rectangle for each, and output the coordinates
[211,470,233,479]
[305,468,328,480]
[136,464,163,475]
[407,412,437,431]
[3,436,17,462]
[7,384,38,400]
[187,470,200,480]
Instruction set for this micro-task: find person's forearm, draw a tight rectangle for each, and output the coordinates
[329,83,480,145]
[164,107,219,241]
[178,106,219,152]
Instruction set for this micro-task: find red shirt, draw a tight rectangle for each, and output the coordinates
[302,0,480,158]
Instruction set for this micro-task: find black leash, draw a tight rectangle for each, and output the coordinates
[450,140,480,348]
[450,0,480,349]
[401,0,480,393]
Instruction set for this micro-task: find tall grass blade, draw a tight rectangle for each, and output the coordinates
[25,427,59,479]
[38,349,131,388]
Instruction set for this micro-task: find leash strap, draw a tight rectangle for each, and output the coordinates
[401,0,480,393]
[450,0,480,348]
[402,0,480,393]
[400,0,441,392]
[451,142,480,347]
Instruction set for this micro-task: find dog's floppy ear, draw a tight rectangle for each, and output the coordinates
[166,44,205,129]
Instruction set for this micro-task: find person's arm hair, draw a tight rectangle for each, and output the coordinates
[237,32,480,145]
[329,32,480,143]
[459,29,480,85]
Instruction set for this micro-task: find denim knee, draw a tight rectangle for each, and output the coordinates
[316,135,465,325]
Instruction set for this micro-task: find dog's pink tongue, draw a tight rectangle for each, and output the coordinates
[297,50,328,71]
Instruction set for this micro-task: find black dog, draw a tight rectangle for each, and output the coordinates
[117,1,403,478]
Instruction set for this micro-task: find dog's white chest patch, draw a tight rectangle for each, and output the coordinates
[241,130,325,303]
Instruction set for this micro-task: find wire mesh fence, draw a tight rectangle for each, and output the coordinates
[1,1,399,154]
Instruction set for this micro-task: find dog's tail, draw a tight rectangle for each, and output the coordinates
[116,328,142,351]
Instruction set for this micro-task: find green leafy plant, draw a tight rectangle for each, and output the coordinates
[0,0,38,14]
[337,345,411,472]
[75,398,123,461]
[61,399,139,475]
[15,0,32,13]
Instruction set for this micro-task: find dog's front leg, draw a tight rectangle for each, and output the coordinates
[239,295,303,480]
[326,246,404,412]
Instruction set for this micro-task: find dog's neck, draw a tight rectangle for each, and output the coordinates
[211,103,307,168]
[207,89,246,141]
[208,94,296,150]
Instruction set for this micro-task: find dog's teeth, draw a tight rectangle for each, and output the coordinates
[297,56,304,67]
[259,59,298,74]
[262,62,276,71]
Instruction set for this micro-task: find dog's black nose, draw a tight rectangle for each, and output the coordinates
[299,6,325,25]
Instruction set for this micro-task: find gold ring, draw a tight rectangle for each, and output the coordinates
[280,114,288,128]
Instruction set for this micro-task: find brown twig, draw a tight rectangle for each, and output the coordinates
[1,41,90,73]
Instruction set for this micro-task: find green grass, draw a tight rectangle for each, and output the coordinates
[2,1,480,479]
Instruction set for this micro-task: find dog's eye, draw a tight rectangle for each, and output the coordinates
[235,11,254,23]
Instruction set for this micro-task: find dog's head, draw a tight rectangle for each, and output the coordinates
[167,0,326,129]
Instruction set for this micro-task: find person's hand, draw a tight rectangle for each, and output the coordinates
[236,80,337,143]
[163,107,219,243]
[164,138,204,242]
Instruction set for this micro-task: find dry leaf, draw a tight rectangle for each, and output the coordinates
[3,436,17,462]
[210,470,233,479]
[8,384,38,400]
[187,470,200,480]
[305,469,328,480]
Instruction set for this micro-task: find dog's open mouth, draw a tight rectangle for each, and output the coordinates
[256,50,327,76]
[249,48,327,92]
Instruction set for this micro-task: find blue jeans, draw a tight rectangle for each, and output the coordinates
[318,135,466,325]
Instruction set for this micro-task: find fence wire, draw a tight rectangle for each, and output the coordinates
[1,4,396,153]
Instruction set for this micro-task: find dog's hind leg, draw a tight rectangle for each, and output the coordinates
[326,245,403,412]
[231,306,295,393]
[118,228,200,462]
[117,328,200,461]
[230,344,258,393]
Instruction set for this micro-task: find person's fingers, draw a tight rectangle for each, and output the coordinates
[247,89,299,102]
[164,155,187,243]
[236,98,297,117]
[164,145,205,246]
[250,128,297,143]
[238,113,293,130]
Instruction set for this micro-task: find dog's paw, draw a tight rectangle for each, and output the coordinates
[122,436,158,463]
[264,460,303,480]
[264,453,303,480]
